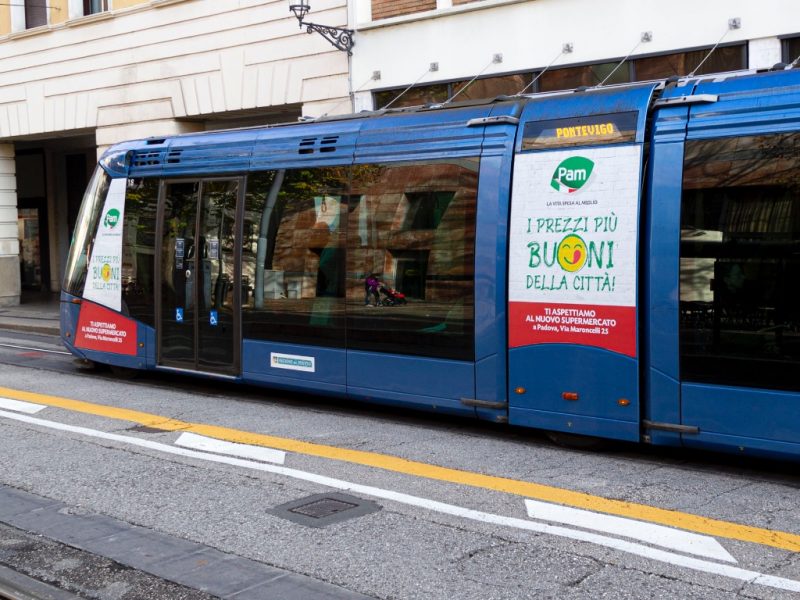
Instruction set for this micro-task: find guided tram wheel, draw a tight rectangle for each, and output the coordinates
[108,364,140,380]
[544,430,608,450]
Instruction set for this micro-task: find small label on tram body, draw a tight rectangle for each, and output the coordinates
[270,352,316,373]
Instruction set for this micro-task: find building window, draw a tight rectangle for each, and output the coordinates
[538,62,628,92]
[373,44,746,109]
[371,0,436,20]
[783,36,800,64]
[373,74,531,110]
[83,0,108,15]
[24,0,48,28]
[634,44,746,79]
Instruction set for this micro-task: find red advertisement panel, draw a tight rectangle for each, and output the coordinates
[509,302,636,357]
[75,301,137,356]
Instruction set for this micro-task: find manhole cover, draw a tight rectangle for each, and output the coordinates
[289,498,358,519]
[269,493,381,528]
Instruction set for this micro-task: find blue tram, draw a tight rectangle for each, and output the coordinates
[61,66,800,460]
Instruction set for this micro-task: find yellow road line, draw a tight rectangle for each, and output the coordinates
[2,385,799,553]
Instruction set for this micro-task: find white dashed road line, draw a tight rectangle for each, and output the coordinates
[1,407,799,594]
[175,431,286,464]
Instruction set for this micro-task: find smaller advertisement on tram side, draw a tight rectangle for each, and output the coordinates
[75,300,137,356]
[508,144,641,357]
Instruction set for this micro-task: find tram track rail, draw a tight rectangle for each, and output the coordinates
[0,342,70,356]
[0,565,80,600]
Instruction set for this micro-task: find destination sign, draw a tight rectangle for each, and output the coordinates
[522,112,638,151]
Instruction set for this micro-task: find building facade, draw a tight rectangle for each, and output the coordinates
[3,0,800,307]
[349,0,800,111]
[0,0,350,305]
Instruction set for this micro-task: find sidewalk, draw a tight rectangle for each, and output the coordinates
[0,292,61,336]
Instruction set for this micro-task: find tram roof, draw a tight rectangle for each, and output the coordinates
[99,66,799,177]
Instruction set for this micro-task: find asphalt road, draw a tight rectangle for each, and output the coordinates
[0,330,798,599]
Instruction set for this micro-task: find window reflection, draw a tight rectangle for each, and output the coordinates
[347,160,478,360]
[680,133,800,391]
[241,161,479,360]
[121,178,158,325]
[63,167,110,296]
[242,168,348,346]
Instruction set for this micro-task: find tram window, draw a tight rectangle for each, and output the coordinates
[680,132,800,391]
[242,168,348,347]
[63,167,111,297]
[347,160,478,361]
[121,178,158,326]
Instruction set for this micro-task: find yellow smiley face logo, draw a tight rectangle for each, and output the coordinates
[557,234,587,272]
[101,263,112,282]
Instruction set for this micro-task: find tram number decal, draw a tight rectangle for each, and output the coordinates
[270,352,316,373]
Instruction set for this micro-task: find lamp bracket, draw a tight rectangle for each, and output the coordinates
[300,20,355,55]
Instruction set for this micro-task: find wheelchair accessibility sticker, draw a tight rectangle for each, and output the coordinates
[176,308,184,323]
[210,310,218,326]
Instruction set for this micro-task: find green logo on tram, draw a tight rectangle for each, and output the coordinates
[103,208,121,229]
[550,156,595,194]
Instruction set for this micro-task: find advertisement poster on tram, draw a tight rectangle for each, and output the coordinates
[508,144,641,357]
[83,178,127,312]
[76,178,138,355]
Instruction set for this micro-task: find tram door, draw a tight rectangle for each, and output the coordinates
[157,179,242,375]
[506,86,658,441]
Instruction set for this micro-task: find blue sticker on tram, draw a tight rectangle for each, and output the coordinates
[210,310,218,326]
[176,308,184,322]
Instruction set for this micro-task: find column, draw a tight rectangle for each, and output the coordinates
[0,144,19,306]
[748,38,782,69]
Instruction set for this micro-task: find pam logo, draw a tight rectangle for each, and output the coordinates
[103,208,120,229]
[550,156,595,194]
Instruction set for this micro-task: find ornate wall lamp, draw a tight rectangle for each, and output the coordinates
[288,1,354,55]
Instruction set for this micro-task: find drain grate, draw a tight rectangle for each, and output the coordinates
[269,493,381,528]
